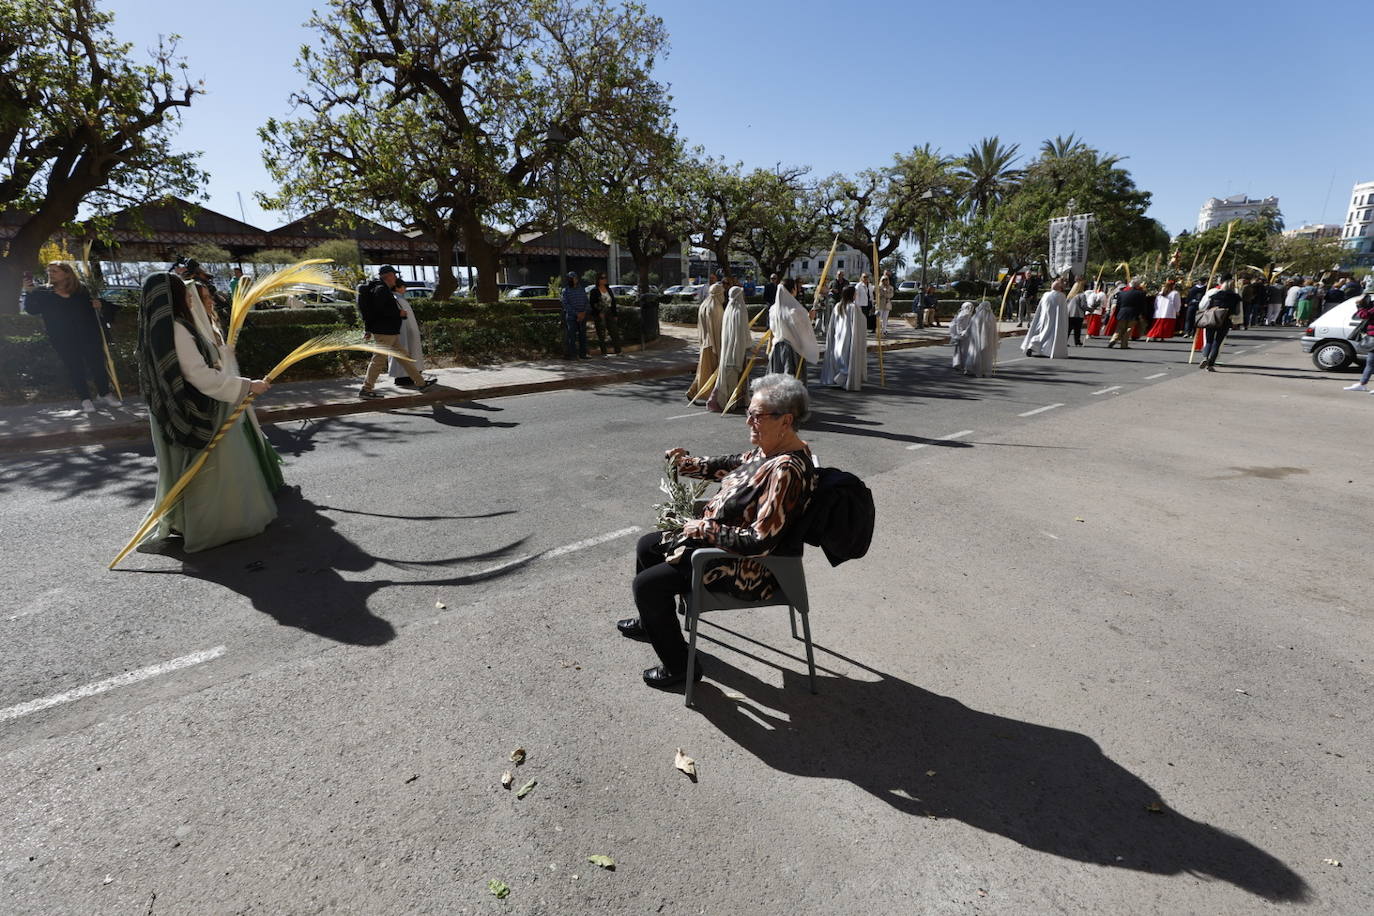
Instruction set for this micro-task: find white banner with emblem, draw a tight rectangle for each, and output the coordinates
[1048,214,1092,278]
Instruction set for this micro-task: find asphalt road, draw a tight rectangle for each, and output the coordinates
[2,329,1370,914]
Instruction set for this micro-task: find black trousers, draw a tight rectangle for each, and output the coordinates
[51,327,110,400]
[631,531,693,671]
[1068,315,1084,346]
[588,309,621,355]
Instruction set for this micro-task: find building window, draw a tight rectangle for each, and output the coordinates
[838,259,845,270]
[802,260,809,270]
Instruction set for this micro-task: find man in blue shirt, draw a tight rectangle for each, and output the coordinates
[560,271,589,359]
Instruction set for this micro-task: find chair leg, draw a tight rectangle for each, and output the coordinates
[798,609,817,695]
[789,605,798,640]
[684,611,700,708]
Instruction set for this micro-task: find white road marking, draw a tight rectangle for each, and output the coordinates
[1041,531,1060,540]
[907,429,974,451]
[544,526,643,559]
[1018,403,1064,417]
[1143,372,1167,380]
[0,646,227,724]
[1091,386,1122,395]
[1001,356,1030,364]
[665,411,708,420]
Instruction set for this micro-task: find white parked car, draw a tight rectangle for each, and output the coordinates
[898,280,919,293]
[1300,301,1366,371]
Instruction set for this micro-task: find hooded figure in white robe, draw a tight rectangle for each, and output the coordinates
[967,300,998,377]
[948,301,975,372]
[768,280,820,376]
[710,285,751,410]
[687,279,725,401]
[1024,279,1069,358]
[827,286,867,390]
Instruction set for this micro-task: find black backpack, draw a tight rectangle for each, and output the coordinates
[792,467,875,566]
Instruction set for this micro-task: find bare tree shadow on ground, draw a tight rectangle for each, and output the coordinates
[689,637,1308,903]
[121,488,534,646]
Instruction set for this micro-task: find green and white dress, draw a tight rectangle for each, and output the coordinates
[138,280,281,553]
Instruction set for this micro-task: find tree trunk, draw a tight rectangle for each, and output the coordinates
[432,225,458,300]
[460,217,502,303]
[713,242,732,279]
[0,221,64,314]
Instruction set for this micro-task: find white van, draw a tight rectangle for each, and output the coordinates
[1301,301,1366,370]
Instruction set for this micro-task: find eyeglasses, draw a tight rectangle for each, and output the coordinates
[746,410,782,423]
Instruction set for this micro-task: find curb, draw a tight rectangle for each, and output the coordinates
[0,329,1028,454]
[0,360,698,454]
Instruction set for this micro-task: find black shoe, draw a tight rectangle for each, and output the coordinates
[642,663,705,691]
[359,388,383,399]
[616,617,650,642]
[418,378,438,389]
[394,377,416,388]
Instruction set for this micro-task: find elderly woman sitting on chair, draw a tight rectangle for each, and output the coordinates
[619,373,817,690]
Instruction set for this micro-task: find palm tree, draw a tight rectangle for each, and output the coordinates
[955,136,1022,219]
[1040,133,1089,159]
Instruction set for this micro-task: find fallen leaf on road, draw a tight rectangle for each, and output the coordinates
[724,692,746,700]
[977,888,987,897]
[435,601,446,609]
[674,748,697,779]
[1144,801,1165,814]
[516,779,537,799]
[1074,517,1085,523]
[487,879,510,898]
[587,855,615,870]
[501,771,513,789]
[404,774,418,784]
[510,747,526,765]
[102,875,113,886]
[1235,688,1249,695]
[1323,858,1342,867]
[926,770,937,777]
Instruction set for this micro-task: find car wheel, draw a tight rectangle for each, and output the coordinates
[1311,340,1354,371]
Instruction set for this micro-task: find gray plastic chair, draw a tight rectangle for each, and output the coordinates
[682,547,816,708]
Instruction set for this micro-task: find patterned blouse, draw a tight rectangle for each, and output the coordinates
[663,446,816,600]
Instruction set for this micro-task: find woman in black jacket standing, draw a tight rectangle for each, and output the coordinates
[587,273,622,356]
[22,261,118,411]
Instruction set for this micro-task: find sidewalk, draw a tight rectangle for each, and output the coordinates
[0,321,1025,453]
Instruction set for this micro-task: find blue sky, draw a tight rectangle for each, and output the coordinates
[107,0,1372,239]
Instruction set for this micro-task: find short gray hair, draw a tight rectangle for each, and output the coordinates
[750,373,810,424]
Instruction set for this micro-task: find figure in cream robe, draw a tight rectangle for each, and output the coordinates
[768,283,820,376]
[1024,282,1069,358]
[687,281,725,401]
[827,290,867,390]
[948,301,975,372]
[710,285,751,411]
[966,301,998,377]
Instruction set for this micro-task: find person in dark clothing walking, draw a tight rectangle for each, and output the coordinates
[356,265,432,398]
[22,261,118,411]
[1199,275,1242,371]
[1108,283,1149,348]
[762,273,779,308]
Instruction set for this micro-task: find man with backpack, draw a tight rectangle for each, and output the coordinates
[356,265,434,398]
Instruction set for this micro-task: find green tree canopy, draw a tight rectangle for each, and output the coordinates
[0,0,204,312]
[260,0,670,302]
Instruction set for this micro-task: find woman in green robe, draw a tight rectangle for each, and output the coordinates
[135,272,282,553]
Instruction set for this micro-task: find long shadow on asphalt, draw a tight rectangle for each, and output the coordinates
[263,405,510,458]
[124,488,533,647]
[0,439,156,505]
[689,641,1308,903]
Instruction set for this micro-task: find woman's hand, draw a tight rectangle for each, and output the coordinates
[664,447,689,470]
[249,379,271,396]
[680,519,706,539]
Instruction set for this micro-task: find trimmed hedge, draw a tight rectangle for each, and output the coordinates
[0,302,655,401]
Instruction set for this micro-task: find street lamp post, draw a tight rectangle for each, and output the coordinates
[546,125,569,283]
